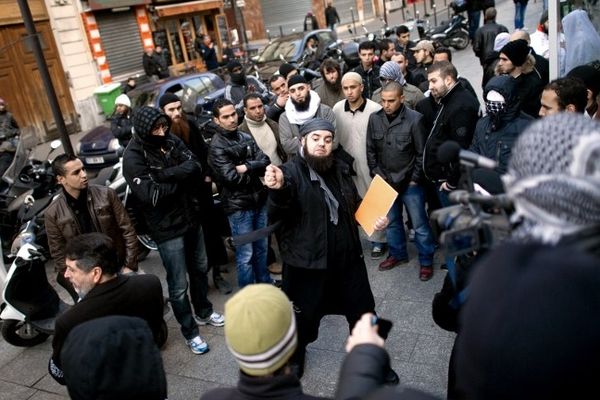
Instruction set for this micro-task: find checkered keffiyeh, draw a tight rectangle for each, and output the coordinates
[503,113,600,243]
[380,61,406,86]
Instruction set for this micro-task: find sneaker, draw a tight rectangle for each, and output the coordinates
[419,265,434,281]
[195,311,225,327]
[371,245,384,260]
[187,336,209,354]
[378,256,408,271]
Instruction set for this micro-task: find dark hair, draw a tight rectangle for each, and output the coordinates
[212,98,235,117]
[435,46,453,63]
[358,41,377,52]
[64,233,119,276]
[379,38,394,52]
[52,153,80,177]
[545,78,588,113]
[243,93,263,108]
[269,74,285,85]
[484,7,497,21]
[427,61,458,82]
[396,25,410,35]
[381,81,404,96]
[319,58,340,75]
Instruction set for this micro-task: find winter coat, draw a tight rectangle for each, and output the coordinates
[110,113,132,147]
[423,83,480,185]
[238,117,287,164]
[314,81,345,108]
[325,6,340,26]
[351,64,381,99]
[470,75,534,175]
[196,40,219,70]
[473,21,509,65]
[371,83,425,110]
[514,69,544,118]
[208,127,270,215]
[225,76,270,111]
[123,107,203,243]
[268,154,361,271]
[279,102,337,156]
[367,105,427,194]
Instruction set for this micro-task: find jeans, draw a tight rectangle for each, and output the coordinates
[386,185,435,266]
[157,224,212,340]
[514,2,527,29]
[467,10,481,40]
[228,205,270,287]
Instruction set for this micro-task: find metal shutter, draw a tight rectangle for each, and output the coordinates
[334,0,375,24]
[96,9,144,78]
[260,0,312,37]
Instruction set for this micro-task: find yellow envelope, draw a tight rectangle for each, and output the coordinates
[355,175,398,237]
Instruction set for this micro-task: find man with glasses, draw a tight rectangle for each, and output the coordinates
[124,106,224,355]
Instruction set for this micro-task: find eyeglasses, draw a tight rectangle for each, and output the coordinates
[152,122,168,135]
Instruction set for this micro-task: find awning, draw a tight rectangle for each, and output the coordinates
[88,1,150,11]
[155,0,222,18]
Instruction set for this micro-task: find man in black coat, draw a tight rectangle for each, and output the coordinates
[325,1,340,30]
[473,8,508,66]
[351,41,381,99]
[422,61,480,206]
[123,106,224,355]
[366,82,436,281]
[49,233,166,384]
[265,118,391,381]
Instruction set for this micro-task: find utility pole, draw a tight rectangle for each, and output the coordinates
[17,0,74,156]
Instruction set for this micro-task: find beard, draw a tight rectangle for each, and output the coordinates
[170,115,190,144]
[303,142,334,174]
[292,92,311,112]
[325,76,342,91]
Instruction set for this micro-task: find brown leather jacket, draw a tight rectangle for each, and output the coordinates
[45,185,138,272]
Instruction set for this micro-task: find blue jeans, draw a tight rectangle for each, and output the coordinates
[514,2,527,29]
[228,205,270,287]
[467,10,481,40]
[386,185,435,266]
[157,224,212,340]
[435,182,453,208]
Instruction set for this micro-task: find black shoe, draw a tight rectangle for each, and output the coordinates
[384,367,400,386]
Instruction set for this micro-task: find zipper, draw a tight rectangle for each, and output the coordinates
[423,102,444,182]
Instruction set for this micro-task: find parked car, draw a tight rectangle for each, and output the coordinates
[77,72,225,169]
[253,29,360,81]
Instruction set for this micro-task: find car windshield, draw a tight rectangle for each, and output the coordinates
[257,39,300,63]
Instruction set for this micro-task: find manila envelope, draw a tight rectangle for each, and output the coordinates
[355,175,398,237]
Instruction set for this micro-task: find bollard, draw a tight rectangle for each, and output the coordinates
[350,7,357,39]
[424,0,428,16]
[433,4,437,25]
[279,25,283,36]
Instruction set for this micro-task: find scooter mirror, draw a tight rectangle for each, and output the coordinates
[50,140,62,150]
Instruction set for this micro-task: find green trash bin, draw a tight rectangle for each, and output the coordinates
[93,82,122,118]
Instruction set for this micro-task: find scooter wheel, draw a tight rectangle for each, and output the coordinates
[449,31,470,50]
[1,319,49,347]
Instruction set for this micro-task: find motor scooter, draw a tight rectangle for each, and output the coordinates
[416,2,470,50]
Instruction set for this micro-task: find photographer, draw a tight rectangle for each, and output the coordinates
[433,113,600,398]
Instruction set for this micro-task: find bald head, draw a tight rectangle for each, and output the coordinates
[510,30,530,44]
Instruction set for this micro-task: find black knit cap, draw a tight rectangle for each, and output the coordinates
[288,74,308,88]
[158,92,180,109]
[500,39,530,67]
[567,64,600,96]
[61,316,167,400]
[227,60,242,72]
[299,118,335,137]
[279,63,298,78]
[133,106,169,141]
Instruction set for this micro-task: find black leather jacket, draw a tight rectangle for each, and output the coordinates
[208,127,269,215]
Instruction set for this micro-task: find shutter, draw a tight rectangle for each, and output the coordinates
[259,0,312,37]
[96,9,144,78]
[334,0,375,24]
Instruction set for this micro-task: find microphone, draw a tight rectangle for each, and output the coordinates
[449,190,513,209]
[437,141,498,170]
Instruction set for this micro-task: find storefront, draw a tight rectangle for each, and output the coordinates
[150,0,227,74]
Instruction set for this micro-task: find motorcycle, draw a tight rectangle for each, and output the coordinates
[416,2,470,50]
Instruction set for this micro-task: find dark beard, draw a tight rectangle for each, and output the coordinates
[170,115,190,144]
[292,92,311,112]
[303,143,334,174]
[325,76,342,91]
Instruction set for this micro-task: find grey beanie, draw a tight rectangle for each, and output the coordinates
[299,118,335,137]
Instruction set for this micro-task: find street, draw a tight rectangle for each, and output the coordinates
[0,0,544,398]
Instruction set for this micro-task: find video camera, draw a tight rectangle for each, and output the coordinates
[429,141,512,258]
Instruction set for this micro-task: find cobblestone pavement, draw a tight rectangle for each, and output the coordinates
[0,0,546,398]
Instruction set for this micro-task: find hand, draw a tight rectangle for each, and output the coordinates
[345,313,385,353]
[276,94,288,107]
[440,181,455,192]
[235,164,248,174]
[204,175,212,183]
[265,164,284,189]
[373,216,388,231]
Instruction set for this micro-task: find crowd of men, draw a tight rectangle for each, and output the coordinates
[38,4,600,399]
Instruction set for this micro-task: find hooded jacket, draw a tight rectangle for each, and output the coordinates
[470,75,534,175]
[123,106,202,243]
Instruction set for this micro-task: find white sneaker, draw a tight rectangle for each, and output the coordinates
[195,311,225,327]
[187,336,209,354]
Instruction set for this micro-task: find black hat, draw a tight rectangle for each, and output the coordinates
[454,243,600,399]
[299,118,335,137]
[567,64,600,96]
[279,63,298,78]
[500,39,530,67]
[158,92,180,109]
[227,60,243,72]
[61,316,167,400]
[288,74,308,88]
[133,106,168,140]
